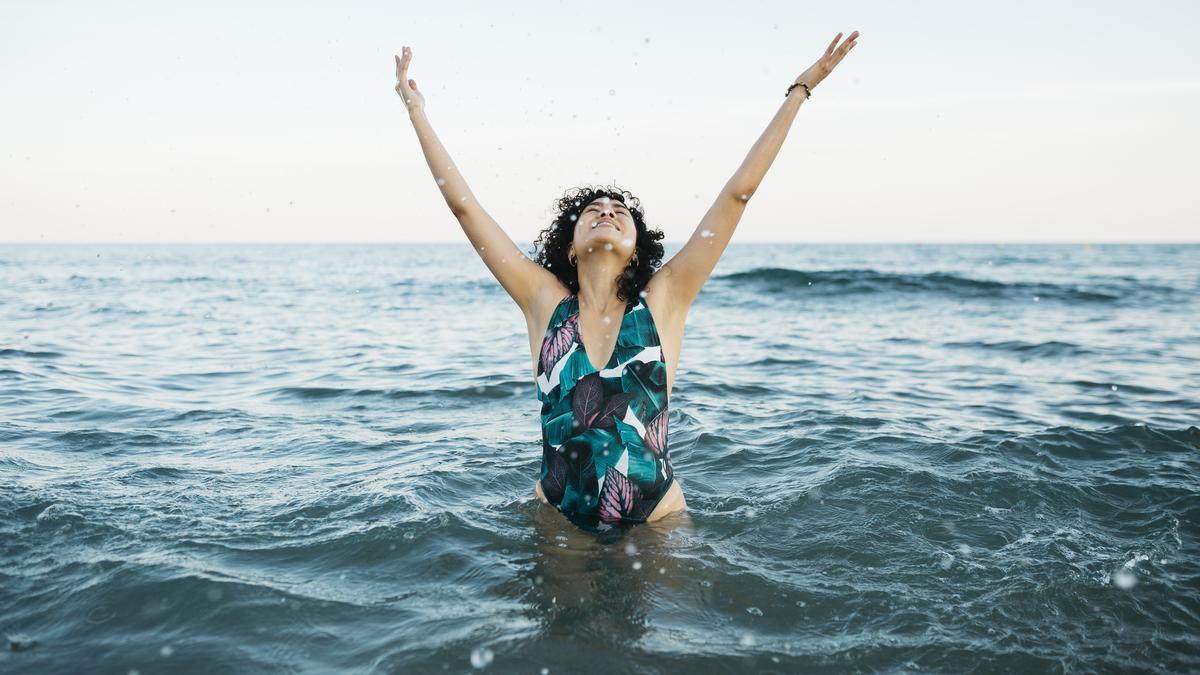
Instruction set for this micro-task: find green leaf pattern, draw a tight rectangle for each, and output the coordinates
[536,293,674,525]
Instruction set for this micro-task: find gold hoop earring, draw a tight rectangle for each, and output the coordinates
[628,253,639,267]
[568,250,577,267]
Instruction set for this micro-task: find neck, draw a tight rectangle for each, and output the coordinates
[575,258,626,314]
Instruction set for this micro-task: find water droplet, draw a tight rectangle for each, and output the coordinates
[1112,567,1137,589]
[541,669,549,675]
[739,194,749,201]
[624,542,638,555]
[609,89,616,95]
[746,606,763,616]
[1033,295,1040,302]
[604,242,613,251]
[602,315,611,325]
[160,645,174,657]
[460,196,467,202]
[740,633,756,647]
[470,646,495,668]
[587,247,593,252]
[1110,384,1118,391]
[569,214,577,221]
[700,229,713,238]
[436,177,446,186]
[621,238,632,247]
[632,561,642,570]
[659,567,666,574]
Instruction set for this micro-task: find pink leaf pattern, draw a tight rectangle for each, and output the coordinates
[597,465,634,523]
[643,405,669,457]
[540,311,578,374]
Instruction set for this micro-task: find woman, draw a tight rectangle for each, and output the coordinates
[394,32,859,531]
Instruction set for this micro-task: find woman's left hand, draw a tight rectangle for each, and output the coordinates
[795,30,859,92]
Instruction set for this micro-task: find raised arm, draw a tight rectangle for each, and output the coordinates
[660,31,859,308]
[395,46,557,312]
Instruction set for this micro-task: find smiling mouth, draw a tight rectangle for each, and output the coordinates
[592,221,617,230]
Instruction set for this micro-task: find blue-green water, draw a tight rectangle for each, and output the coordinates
[1,243,1197,673]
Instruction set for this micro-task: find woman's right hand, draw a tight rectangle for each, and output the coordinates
[394,46,426,113]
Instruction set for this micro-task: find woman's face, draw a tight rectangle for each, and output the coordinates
[572,196,637,264]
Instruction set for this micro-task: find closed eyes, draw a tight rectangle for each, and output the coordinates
[584,205,629,215]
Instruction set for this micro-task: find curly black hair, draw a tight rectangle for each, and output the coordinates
[529,184,666,303]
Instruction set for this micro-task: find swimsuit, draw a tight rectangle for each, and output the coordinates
[535,292,674,530]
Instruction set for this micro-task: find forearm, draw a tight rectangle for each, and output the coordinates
[407,108,478,218]
[726,88,808,198]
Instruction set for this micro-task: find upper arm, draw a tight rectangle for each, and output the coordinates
[456,204,559,312]
[660,186,751,307]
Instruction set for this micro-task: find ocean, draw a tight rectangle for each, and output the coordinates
[1,242,1197,673]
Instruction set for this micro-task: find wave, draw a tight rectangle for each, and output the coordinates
[0,348,64,359]
[712,267,1172,303]
[260,379,531,402]
[943,340,1092,358]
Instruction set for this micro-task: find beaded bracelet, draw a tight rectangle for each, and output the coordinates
[786,82,813,99]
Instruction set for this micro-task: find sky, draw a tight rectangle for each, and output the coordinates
[1,0,1197,244]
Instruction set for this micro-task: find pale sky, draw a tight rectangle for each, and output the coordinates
[2,0,1197,243]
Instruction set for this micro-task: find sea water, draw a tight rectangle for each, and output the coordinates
[1,243,1197,673]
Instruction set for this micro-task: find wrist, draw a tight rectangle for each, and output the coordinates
[786,81,812,99]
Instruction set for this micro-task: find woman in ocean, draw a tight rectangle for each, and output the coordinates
[394,31,859,530]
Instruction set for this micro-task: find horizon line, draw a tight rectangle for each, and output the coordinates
[2,240,1197,246]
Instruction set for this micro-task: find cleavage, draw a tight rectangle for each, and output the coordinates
[578,305,623,370]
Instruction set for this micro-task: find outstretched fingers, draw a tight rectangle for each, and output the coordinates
[827,31,859,67]
[838,32,859,62]
[825,32,843,56]
[396,46,412,81]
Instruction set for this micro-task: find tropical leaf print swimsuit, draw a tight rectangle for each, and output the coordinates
[536,292,674,530]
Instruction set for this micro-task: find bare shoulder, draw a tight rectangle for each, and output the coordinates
[525,281,572,330]
[643,263,688,330]
[524,281,573,377]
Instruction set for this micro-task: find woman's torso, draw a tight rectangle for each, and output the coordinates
[527,280,685,398]
[530,283,684,528]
